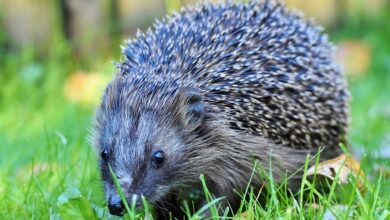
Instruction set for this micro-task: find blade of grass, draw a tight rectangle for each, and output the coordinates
[299,154,311,214]
[191,197,225,219]
[369,173,382,217]
[319,155,348,219]
[108,163,132,217]
[199,174,224,218]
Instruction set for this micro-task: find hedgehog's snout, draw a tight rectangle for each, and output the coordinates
[108,194,124,216]
[108,194,143,216]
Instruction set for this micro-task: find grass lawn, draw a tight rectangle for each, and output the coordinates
[1,9,389,220]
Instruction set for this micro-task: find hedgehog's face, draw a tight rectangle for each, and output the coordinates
[93,80,205,216]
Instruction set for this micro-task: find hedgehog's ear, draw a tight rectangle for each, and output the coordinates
[179,87,205,125]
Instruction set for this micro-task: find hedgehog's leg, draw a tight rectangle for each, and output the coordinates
[155,194,184,220]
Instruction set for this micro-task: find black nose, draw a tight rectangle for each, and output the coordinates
[108,195,124,216]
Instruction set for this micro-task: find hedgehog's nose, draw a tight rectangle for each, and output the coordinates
[108,195,124,216]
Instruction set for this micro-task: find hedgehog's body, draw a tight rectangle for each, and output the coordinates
[94,1,349,218]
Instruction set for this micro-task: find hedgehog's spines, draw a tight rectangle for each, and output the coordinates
[117,0,349,153]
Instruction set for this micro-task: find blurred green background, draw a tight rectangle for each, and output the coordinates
[0,0,389,218]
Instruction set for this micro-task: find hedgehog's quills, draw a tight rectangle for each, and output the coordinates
[91,0,349,218]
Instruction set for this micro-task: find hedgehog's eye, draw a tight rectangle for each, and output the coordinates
[151,150,165,168]
[101,149,109,161]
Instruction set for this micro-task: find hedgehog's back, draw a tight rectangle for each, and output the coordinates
[119,1,349,156]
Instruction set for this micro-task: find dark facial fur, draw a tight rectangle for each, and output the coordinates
[92,0,349,217]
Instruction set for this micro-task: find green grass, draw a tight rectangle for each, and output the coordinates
[1,10,390,220]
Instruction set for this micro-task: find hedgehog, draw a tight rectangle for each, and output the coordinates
[92,0,349,218]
